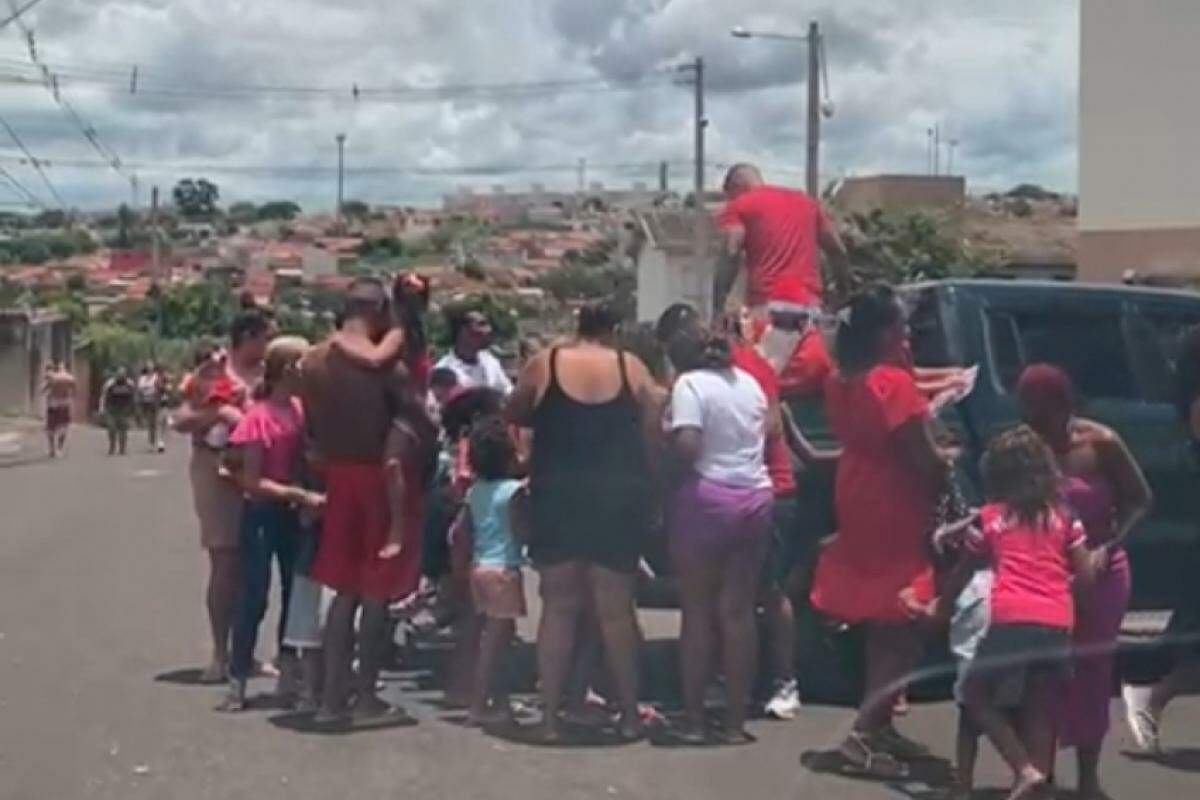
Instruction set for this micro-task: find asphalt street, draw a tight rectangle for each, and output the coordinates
[1,425,1198,799]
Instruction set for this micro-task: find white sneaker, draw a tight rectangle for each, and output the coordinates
[1122,684,1161,752]
[764,679,802,720]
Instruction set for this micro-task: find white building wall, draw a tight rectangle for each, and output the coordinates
[1080,2,1200,232]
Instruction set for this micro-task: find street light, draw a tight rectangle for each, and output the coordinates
[730,21,831,197]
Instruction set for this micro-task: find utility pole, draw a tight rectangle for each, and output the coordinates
[805,21,820,197]
[335,133,346,227]
[659,160,669,192]
[947,138,959,175]
[933,123,941,176]
[693,56,705,204]
[150,185,161,279]
[577,157,586,193]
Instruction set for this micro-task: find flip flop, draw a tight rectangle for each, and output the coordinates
[657,725,709,747]
[716,728,757,746]
[835,733,911,780]
[348,705,418,730]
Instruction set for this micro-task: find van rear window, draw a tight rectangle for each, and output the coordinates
[986,309,1138,400]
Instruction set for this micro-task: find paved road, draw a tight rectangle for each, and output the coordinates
[2,426,1199,799]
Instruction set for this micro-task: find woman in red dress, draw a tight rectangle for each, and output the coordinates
[810,284,951,777]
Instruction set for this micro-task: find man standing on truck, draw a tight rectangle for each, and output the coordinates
[714,163,852,398]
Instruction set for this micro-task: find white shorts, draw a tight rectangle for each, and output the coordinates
[750,302,820,374]
[282,574,334,651]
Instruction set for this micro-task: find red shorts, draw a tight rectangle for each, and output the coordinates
[312,462,422,603]
[46,405,70,430]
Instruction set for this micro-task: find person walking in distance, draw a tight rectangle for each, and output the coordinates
[42,361,76,458]
[137,363,166,453]
[299,278,419,726]
[714,163,851,398]
[174,312,270,683]
[100,367,137,456]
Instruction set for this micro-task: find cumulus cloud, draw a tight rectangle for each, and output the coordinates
[0,0,1077,210]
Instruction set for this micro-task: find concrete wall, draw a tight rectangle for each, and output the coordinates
[635,246,713,324]
[834,175,965,215]
[1079,2,1200,281]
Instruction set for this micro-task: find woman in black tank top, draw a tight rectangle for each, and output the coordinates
[507,302,658,743]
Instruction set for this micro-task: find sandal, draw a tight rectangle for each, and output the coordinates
[872,724,931,760]
[716,728,757,746]
[836,732,911,780]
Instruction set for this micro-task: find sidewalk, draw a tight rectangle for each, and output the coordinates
[0,415,44,467]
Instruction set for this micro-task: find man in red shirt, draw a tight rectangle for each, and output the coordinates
[715,164,851,397]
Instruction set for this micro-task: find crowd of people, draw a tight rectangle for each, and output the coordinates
[148,163,1200,800]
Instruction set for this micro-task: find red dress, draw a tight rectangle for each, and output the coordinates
[810,364,936,625]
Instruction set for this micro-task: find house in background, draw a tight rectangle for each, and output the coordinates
[1079,3,1200,284]
[833,175,966,216]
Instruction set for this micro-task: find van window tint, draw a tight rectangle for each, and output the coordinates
[986,309,1137,399]
[904,289,952,367]
[1125,308,1200,404]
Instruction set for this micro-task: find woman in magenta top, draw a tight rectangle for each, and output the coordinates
[1017,364,1152,800]
[222,337,325,710]
[809,284,951,776]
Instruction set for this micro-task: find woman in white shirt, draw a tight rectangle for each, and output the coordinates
[665,321,776,745]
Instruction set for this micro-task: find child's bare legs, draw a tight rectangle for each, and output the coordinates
[965,676,1045,800]
[469,617,515,725]
[955,708,980,796]
[446,610,482,707]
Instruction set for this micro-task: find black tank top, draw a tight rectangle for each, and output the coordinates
[528,347,651,570]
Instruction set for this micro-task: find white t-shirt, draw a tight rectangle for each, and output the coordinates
[670,367,771,490]
[434,350,513,396]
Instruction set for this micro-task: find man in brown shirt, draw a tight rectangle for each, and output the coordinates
[301,277,413,725]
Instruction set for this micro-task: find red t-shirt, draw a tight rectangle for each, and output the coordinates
[969,504,1086,631]
[717,185,834,307]
[731,344,796,497]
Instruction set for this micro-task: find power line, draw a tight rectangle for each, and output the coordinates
[0,55,679,102]
[0,0,45,32]
[0,163,42,207]
[6,3,132,189]
[0,115,63,207]
[0,152,702,177]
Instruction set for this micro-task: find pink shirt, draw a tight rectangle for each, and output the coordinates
[229,398,305,484]
[969,504,1087,631]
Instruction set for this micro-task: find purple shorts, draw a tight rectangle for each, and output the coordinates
[668,477,774,571]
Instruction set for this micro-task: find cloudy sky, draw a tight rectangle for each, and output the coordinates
[0,0,1078,211]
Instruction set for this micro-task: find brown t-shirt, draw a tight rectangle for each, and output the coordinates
[300,341,397,464]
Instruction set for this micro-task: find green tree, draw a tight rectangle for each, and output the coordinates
[34,209,67,229]
[257,201,301,221]
[172,178,220,219]
[228,201,258,224]
[842,210,1001,286]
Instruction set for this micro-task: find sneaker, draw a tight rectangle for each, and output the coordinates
[1122,684,1161,752]
[764,679,802,720]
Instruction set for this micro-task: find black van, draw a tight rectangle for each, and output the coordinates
[784,280,1200,699]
